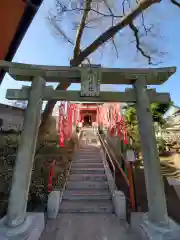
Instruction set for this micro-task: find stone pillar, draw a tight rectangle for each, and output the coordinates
[133,78,168,226]
[6,76,46,227]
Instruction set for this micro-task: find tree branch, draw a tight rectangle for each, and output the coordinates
[129,22,152,64]
[111,37,119,58]
[171,0,180,7]
[70,0,161,66]
[73,0,93,58]
[102,0,115,16]
[122,0,131,15]
[50,17,75,45]
[38,81,71,138]
[141,12,148,35]
[58,6,123,18]
[102,0,119,58]
[85,15,105,25]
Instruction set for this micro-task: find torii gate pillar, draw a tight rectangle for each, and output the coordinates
[132,78,180,239]
[0,76,46,239]
[6,77,45,227]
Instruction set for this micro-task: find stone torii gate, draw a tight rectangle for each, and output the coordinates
[0,61,179,239]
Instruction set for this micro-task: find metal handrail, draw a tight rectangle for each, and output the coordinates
[99,134,137,212]
[99,134,130,187]
[98,134,116,187]
[106,140,130,187]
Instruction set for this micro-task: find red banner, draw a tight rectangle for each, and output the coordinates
[124,130,128,145]
[68,104,73,138]
[48,160,56,192]
[116,115,128,144]
[58,103,65,147]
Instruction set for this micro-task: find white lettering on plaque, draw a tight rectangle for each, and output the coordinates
[81,69,101,97]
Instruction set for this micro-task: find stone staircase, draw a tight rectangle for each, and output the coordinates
[40,129,139,240]
[59,145,114,213]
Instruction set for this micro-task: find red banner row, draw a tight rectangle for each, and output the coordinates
[58,102,79,147]
[97,104,128,144]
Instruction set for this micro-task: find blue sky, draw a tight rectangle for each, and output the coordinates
[0,0,180,106]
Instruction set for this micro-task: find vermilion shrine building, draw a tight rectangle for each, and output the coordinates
[78,103,98,124]
[72,102,121,126]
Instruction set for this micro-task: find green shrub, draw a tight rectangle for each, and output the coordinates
[157,137,166,154]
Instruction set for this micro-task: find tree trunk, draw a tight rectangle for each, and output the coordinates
[37,81,72,144]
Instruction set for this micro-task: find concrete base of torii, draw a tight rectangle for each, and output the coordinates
[0,213,44,240]
[131,212,180,240]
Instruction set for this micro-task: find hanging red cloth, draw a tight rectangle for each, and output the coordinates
[124,130,128,145]
[118,114,128,144]
[112,104,117,136]
[73,104,77,124]
[59,131,65,147]
[117,125,123,140]
[66,104,70,139]
[110,126,115,136]
[48,160,56,192]
[98,106,102,126]
[117,115,125,141]
[58,103,65,147]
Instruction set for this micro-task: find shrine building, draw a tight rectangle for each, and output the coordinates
[78,103,98,125]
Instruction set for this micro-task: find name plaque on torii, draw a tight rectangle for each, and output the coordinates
[80,66,101,97]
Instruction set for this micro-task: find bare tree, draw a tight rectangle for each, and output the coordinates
[39,0,180,139]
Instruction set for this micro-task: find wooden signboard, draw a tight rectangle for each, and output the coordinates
[80,68,101,97]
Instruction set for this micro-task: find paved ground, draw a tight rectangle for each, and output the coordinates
[40,214,138,240]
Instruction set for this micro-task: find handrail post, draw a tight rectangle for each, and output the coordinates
[126,162,136,211]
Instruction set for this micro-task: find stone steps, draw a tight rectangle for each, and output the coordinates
[70,168,105,174]
[69,174,107,181]
[76,151,100,156]
[71,163,104,168]
[77,149,100,152]
[78,147,99,151]
[76,156,101,161]
[67,181,109,190]
[63,190,111,200]
[60,200,113,213]
[74,159,102,163]
[59,133,113,214]
[73,160,102,164]
[75,152,100,156]
[77,151,100,154]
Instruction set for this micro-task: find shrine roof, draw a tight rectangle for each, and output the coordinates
[0,103,24,113]
[0,1,42,84]
[0,61,176,85]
